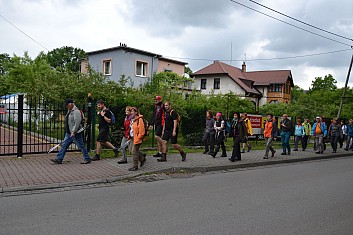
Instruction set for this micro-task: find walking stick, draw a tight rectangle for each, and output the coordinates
[47,125,89,154]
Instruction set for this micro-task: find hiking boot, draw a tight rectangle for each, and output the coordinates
[113,148,119,157]
[220,154,227,157]
[280,152,286,155]
[181,152,186,161]
[128,166,138,171]
[247,146,252,152]
[271,151,276,158]
[157,153,167,162]
[91,154,101,161]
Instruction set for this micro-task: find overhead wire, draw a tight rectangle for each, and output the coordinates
[166,48,352,63]
[228,0,353,48]
[0,13,49,51]
[248,0,353,42]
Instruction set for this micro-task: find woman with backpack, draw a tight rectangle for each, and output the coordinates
[211,112,227,158]
[128,107,147,171]
[203,111,215,155]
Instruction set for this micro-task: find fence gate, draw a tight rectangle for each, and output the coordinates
[0,94,89,157]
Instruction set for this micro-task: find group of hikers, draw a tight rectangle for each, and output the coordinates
[50,96,186,171]
[50,96,353,170]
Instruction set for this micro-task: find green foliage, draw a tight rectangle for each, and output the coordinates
[309,74,337,92]
[183,132,204,146]
[37,46,86,72]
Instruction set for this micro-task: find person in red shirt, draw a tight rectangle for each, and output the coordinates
[118,106,133,164]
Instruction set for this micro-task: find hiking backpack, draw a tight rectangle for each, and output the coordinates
[138,118,149,137]
[170,109,181,126]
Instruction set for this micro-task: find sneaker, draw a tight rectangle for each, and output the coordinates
[128,166,138,171]
[50,159,62,164]
[263,156,268,159]
[80,160,91,164]
[91,155,101,161]
[153,152,162,158]
[117,159,128,164]
[280,152,286,155]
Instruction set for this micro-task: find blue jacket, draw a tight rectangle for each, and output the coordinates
[294,125,305,136]
[311,122,328,137]
[347,124,353,136]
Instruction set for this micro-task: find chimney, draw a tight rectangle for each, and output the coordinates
[241,62,246,72]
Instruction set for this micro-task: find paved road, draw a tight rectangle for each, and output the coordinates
[1,157,353,235]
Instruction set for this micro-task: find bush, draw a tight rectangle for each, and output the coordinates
[183,132,204,146]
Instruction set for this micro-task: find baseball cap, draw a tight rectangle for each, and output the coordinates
[64,99,74,106]
[155,96,162,101]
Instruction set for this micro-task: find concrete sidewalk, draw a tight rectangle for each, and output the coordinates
[1,146,352,193]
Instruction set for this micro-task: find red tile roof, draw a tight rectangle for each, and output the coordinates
[193,61,294,93]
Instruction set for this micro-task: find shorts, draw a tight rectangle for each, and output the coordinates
[241,136,248,143]
[97,129,109,143]
[162,129,178,144]
[155,125,163,137]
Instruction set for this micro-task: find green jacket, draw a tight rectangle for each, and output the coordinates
[303,122,312,136]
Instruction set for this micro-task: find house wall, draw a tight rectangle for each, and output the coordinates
[87,50,158,87]
[194,75,245,96]
[157,61,184,75]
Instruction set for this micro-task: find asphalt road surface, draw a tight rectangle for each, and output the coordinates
[1,157,353,235]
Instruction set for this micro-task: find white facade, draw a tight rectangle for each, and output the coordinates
[194,75,246,96]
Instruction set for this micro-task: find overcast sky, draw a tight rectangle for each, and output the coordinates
[1,0,352,89]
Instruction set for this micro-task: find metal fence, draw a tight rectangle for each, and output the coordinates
[0,94,89,157]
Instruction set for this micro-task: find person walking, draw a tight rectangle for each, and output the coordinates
[263,114,278,159]
[280,114,293,155]
[211,112,227,158]
[311,116,328,154]
[128,107,146,171]
[344,119,353,151]
[91,100,119,161]
[229,112,247,162]
[203,111,215,155]
[149,96,165,158]
[51,99,91,164]
[293,119,305,151]
[157,101,186,162]
[339,119,347,148]
[117,106,133,164]
[328,118,343,153]
[302,119,312,151]
[241,113,253,153]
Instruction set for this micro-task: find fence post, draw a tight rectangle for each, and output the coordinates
[86,93,92,151]
[17,94,24,158]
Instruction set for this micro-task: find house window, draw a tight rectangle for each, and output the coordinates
[164,68,172,72]
[269,84,282,92]
[201,79,207,90]
[103,60,111,75]
[136,61,148,77]
[214,78,220,89]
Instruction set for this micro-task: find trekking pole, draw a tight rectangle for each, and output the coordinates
[47,125,90,154]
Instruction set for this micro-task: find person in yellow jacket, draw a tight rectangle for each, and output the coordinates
[241,113,253,153]
[128,107,146,171]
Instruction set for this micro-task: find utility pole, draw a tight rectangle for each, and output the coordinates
[337,54,353,119]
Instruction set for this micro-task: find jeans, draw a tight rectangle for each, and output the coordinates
[57,133,90,161]
[120,136,130,161]
[203,131,215,153]
[294,136,303,150]
[280,131,291,153]
[346,135,353,149]
[264,137,275,157]
[314,134,324,153]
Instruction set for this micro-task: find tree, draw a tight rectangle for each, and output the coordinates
[309,74,337,92]
[37,46,86,72]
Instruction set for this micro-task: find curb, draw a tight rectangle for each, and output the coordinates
[1,152,352,194]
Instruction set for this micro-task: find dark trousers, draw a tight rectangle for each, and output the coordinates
[294,136,304,150]
[214,132,226,156]
[331,135,339,151]
[302,135,309,150]
[231,136,241,160]
[203,131,215,153]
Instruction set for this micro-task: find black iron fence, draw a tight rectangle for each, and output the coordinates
[0,94,89,157]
